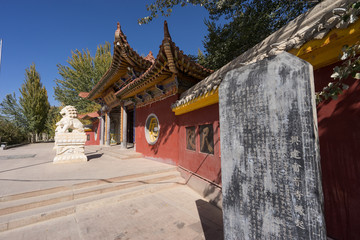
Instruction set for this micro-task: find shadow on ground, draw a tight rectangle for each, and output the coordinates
[86,153,103,161]
[0,161,52,174]
[196,199,224,240]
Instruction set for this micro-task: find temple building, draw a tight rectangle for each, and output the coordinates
[84,21,221,194]
[84,0,360,238]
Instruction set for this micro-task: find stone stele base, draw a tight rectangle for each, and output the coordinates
[53,132,87,163]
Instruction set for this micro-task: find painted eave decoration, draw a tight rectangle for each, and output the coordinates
[172,0,360,115]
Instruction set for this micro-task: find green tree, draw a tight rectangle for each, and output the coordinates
[54,42,112,113]
[0,94,28,145]
[45,106,61,138]
[140,0,320,69]
[19,64,50,139]
[0,92,27,128]
[0,117,28,145]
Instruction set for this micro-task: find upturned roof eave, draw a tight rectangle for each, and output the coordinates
[114,21,213,99]
[87,23,153,100]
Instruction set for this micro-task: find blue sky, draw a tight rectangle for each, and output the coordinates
[0,0,209,106]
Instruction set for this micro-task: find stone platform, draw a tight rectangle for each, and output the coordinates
[0,143,223,239]
[53,133,87,163]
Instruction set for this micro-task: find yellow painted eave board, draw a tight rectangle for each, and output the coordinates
[172,89,219,115]
[288,20,360,69]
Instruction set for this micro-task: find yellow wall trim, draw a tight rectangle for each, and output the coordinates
[288,20,360,70]
[172,89,219,115]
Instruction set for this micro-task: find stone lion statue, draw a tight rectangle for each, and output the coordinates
[55,106,84,133]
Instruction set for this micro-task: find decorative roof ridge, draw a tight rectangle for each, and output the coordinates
[171,42,213,74]
[235,0,357,65]
[115,23,154,69]
[144,51,155,63]
[162,21,213,75]
[115,22,129,46]
[164,20,172,41]
[162,21,177,73]
[115,41,169,97]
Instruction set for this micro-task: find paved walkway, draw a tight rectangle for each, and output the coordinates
[0,143,174,196]
[0,143,224,240]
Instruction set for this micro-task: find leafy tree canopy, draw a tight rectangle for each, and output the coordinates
[19,64,50,134]
[140,0,320,69]
[54,42,112,113]
[0,92,27,128]
[0,117,28,145]
[1,64,49,144]
[0,94,28,145]
[45,106,61,138]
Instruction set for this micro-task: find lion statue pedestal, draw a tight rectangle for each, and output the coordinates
[53,106,87,163]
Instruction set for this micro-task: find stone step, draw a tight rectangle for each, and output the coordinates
[0,167,177,203]
[0,178,184,232]
[0,169,180,215]
[0,172,185,232]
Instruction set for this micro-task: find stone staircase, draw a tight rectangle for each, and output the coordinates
[0,167,184,232]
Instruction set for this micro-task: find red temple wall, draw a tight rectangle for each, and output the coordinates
[315,62,360,240]
[135,95,179,165]
[177,104,221,185]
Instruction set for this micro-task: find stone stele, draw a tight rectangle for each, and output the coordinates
[219,52,326,239]
[53,106,87,163]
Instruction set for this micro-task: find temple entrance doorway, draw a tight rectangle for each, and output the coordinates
[109,106,121,145]
[126,108,134,148]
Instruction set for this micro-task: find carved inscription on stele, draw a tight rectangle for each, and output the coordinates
[53,106,87,163]
[219,53,325,239]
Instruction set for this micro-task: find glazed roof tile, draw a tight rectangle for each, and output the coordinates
[172,0,358,109]
[144,51,155,63]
